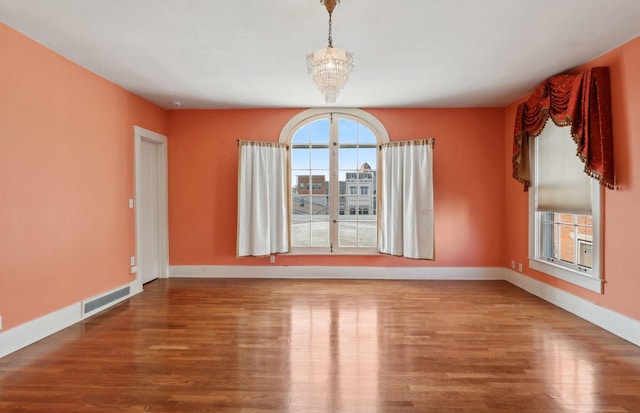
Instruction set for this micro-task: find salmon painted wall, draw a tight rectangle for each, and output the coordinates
[167,108,505,268]
[504,36,640,322]
[0,24,167,331]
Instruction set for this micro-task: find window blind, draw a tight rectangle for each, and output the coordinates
[535,120,592,215]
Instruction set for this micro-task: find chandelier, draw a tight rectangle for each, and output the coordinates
[307,0,353,103]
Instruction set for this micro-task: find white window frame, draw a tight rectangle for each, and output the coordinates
[528,127,604,293]
[280,108,389,255]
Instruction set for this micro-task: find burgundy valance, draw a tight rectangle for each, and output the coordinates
[512,66,615,190]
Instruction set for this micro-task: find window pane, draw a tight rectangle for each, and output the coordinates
[338,119,358,144]
[310,170,329,247]
[558,222,575,264]
[358,217,377,247]
[310,220,329,247]
[358,124,377,145]
[338,217,357,247]
[339,148,359,170]
[291,221,311,247]
[539,212,592,269]
[310,119,330,144]
[292,124,311,144]
[315,170,329,195]
[310,148,329,169]
[292,170,308,190]
[541,213,555,258]
[291,149,310,170]
[358,147,377,169]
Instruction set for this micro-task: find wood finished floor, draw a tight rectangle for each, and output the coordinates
[1,279,640,413]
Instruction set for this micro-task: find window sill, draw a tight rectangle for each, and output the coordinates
[283,250,382,256]
[529,258,603,293]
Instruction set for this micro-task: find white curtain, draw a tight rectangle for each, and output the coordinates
[237,141,289,257]
[379,139,434,260]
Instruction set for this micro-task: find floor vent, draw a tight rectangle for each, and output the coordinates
[83,286,130,315]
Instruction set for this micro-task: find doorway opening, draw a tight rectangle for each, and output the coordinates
[134,126,169,288]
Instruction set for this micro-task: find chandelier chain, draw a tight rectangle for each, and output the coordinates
[328,12,333,47]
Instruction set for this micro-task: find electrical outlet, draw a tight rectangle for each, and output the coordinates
[511,260,515,269]
[130,266,138,274]
[128,198,134,208]
[518,263,523,272]
[130,256,136,266]
[270,255,276,264]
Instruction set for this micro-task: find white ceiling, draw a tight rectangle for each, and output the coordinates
[2,0,640,109]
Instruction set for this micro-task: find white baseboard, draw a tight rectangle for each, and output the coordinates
[504,269,640,347]
[0,303,80,359]
[169,265,505,280]
[0,281,142,359]
[3,269,638,359]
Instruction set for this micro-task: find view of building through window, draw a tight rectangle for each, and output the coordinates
[290,117,378,251]
[541,213,593,269]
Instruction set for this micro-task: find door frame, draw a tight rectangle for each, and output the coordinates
[134,126,169,288]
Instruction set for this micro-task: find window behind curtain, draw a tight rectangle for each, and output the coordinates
[529,120,602,292]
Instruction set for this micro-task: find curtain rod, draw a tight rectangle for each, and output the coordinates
[378,138,436,150]
[236,140,289,150]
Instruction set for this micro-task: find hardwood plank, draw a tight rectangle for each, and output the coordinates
[1,279,640,412]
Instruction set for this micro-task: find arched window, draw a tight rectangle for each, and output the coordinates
[280,109,388,253]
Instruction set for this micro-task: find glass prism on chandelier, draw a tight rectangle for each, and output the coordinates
[307,0,353,103]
